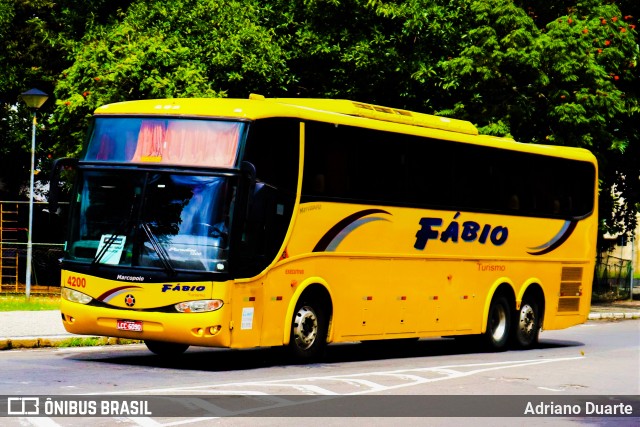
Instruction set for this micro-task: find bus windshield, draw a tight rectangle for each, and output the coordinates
[84,118,243,167]
[67,170,236,273]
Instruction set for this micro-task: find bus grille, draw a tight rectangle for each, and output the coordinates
[558,298,580,312]
[561,267,583,282]
[558,266,583,312]
[560,283,581,297]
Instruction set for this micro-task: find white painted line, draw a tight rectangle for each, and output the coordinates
[161,418,219,426]
[334,378,387,392]
[180,397,234,417]
[19,418,61,427]
[91,355,585,396]
[124,417,161,427]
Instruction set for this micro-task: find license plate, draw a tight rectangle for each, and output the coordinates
[117,319,143,332]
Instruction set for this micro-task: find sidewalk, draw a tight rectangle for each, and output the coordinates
[588,299,640,319]
[0,310,140,350]
[0,301,639,350]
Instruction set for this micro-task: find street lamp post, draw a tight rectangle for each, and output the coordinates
[20,88,48,299]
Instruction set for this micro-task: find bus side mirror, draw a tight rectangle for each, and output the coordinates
[49,157,78,213]
[240,161,256,185]
[240,161,257,204]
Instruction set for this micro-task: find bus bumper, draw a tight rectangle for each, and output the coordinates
[60,299,231,347]
[543,313,588,330]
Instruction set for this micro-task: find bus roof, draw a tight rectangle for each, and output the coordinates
[93,95,596,163]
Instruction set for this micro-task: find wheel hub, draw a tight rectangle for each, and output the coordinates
[293,306,318,350]
[490,304,507,341]
[518,304,536,338]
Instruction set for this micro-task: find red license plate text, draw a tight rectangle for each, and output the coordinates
[117,319,143,332]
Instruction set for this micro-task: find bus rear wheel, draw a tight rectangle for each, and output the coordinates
[483,295,511,351]
[512,299,540,349]
[144,340,189,356]
[288,298,328,362]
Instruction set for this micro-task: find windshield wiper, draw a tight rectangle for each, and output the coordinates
[141,222,176,276]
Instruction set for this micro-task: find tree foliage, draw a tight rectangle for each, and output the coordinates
[1,0,638,245]
[0,0,132,197]
[51,0,291,157]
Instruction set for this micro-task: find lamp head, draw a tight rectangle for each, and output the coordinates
[20,88,49,110]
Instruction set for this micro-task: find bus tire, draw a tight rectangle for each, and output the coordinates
[511,298,540,349]
[288,298,328,362]
[483,295,511,351]
[144,340,189,356]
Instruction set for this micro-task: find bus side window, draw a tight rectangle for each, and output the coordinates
[239,118,299,275]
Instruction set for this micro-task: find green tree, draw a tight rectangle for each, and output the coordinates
[51,0,291,157]
[272,0,471,111]
[3,0,638,246]
[0,0,133,199]
[437,0,639,244]
[538,1,639,244]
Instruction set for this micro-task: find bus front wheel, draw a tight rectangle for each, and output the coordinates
[512,299,540,349]
[288,298,328,362]
[483,295,511,351]
[144,340,189,356]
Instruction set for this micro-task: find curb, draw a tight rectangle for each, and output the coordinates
[588,312,640,320]
[0,336,142,351]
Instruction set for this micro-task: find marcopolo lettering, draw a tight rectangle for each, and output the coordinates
[161,284,206,292]
[414,212,509,250]
[117,274,145,282]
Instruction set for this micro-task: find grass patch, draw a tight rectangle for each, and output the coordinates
[55,337,142,348]
[55,337,103,347]
[0,294,60,311]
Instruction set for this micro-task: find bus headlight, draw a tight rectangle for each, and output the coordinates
[175,300,224,313]
[61,287,93,304]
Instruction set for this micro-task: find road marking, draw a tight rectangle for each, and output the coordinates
[161,418,218,426]
[19,418,61,427]
[92,355,585,396]
[70,356,591,425]
[123,417,161,427]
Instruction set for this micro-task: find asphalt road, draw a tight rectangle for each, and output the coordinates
[0,319,638,426]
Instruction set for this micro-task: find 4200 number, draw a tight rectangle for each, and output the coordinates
[67,276,87,288]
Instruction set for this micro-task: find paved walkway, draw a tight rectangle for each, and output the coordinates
[588,299,640,319]
[0,301,638,350]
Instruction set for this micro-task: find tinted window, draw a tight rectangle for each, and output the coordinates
[243,118,300,193]
[302,121,595,219]
[238,118,300,275]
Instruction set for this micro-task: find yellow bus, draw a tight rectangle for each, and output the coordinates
[54,95,598,359]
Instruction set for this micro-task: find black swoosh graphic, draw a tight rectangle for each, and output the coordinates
[528,221,578,255]
[313,209,390,252]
